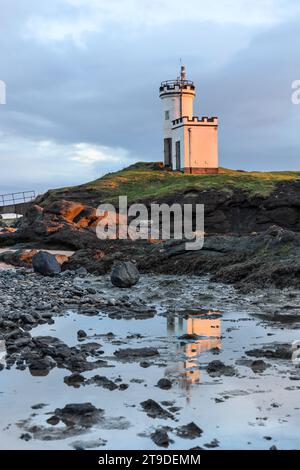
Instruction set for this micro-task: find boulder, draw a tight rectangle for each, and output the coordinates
[157,378,172,390]
[28,356,56,376]
[32,251,61,276]
[77,330,87,339]
[110,261,140,288]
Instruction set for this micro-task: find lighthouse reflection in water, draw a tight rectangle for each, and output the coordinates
[165,310,221,394]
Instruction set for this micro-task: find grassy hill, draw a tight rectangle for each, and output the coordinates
[40,162,300,206]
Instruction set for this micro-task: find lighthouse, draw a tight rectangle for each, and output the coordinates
[159,66,219,174]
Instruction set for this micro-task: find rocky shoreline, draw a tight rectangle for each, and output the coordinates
[0,176,300,449]
[1,177,299,291]
[1,222,299,291]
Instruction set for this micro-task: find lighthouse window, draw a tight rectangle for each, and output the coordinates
[165,110,170,120]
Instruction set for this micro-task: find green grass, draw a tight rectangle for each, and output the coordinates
[41,162,300,205]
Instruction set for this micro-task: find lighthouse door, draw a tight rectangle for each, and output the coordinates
[175,141,181,171]
[164,138,172,168]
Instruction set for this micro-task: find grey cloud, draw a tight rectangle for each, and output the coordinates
[0,0,299,195]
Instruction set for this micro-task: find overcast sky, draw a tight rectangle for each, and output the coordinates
[0,0,300,194]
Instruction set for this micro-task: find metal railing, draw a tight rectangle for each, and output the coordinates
[160,79,194,87]
[0,190,36,207]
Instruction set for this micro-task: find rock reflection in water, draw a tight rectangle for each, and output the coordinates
[166,312,221,393]
[0,340,6,367]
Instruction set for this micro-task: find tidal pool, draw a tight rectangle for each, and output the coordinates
[0,274,299,450]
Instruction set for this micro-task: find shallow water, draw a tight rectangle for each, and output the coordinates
[0,274,300,450]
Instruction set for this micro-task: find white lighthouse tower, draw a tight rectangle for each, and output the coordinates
[159,65,219,174]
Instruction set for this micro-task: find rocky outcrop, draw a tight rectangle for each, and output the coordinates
[0,249,69,271]
[0,200,101,250]
[0,249,38,267]
[1,224,300,289]
[1,181,300,249]
[1,179,300,290]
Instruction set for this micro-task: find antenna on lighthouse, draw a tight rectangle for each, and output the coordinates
[180,64,186,81]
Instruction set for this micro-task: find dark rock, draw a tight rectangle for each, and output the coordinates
[140,399,174,419]
[21,336,108,375]
[78,342,102,354]
[250,359,269,373]
[31,403,48,410]
[246,344,292,360]
[32,336,72,360]
[168,406,181,413]
[119,383,129,390]
[28,356,56,376]
[206,360,236,377]
[46,416,60,425]
[12,336,31,348]
[236,358,270,372]
[0,249,38,268]
[86,375,118,390]
[77,330,87,339]
[20,433,32,441]
[64,373,85,388]
[151,429,170,447]
[204,438,220,448]
[160,401,174,406]
[114,347,159,360]
[108,305,155,320]
[64,356,107,373]
[63,248,107,274]
[32,251,61,276]
[157,378,172,390]
[110,261,140,288]
[20,313,36,324]
[178,333,200,341]
[176,422,203,439]
[140,361,151,368]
